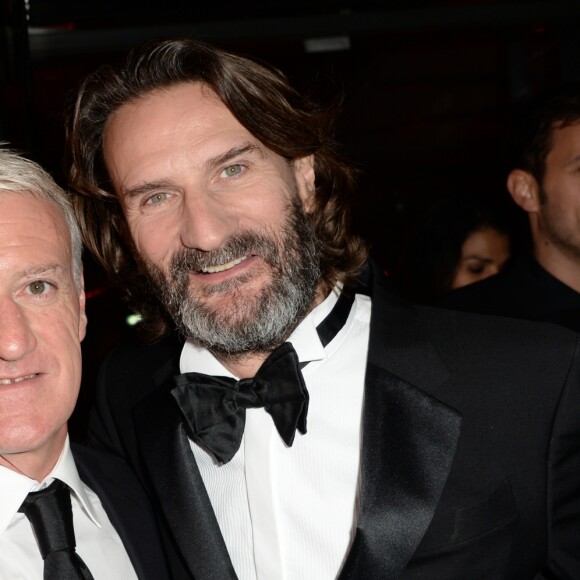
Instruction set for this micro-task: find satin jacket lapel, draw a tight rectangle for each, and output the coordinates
[340,265,462,578]
[134,374,238,580]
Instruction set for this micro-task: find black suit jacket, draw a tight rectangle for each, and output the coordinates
[439,255,580,332]
[87,262,580,579]
[71,444,170,579]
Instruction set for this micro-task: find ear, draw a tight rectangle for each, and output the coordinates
[293,155,316,214]
[77,268,88,342]
[506,169,541,213]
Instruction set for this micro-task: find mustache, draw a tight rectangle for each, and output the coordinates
[168,231,280,276]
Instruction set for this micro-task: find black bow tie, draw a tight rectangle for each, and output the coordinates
[172,342,307,463]
[171,289,355,464]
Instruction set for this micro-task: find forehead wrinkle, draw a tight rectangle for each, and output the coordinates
[17,264,67,279]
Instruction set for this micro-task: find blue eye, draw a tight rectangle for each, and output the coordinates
[147,192,169,205]
[222,164,243,178]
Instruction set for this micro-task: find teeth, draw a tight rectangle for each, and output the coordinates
[0,374,36,385]
[201,256,247,274]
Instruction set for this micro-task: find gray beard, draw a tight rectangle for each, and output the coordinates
[144,198,322,356]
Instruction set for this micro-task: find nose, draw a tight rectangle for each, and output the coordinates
[178,193,238,251]
[0,298,37,362]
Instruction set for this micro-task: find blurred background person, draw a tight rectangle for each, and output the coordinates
[394,194,515,304]
[442,87,580,332]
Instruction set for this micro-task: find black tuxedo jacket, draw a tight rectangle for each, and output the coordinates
[87,263,580,579]
[71,444,170,579]
[439,256,580,332]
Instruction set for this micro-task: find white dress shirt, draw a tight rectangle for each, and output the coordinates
[180,287,372,580]
[0,435,138,580]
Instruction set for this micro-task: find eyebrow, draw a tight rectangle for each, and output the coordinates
[121,180,174,200]
[18,264,68,280]
[204,142,264,171]
[120,142,265,200]
[462,256,494,263]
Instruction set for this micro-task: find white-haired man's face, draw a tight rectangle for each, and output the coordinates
[0,191,86,479]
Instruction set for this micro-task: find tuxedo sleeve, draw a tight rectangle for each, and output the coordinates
[537,336,580,578]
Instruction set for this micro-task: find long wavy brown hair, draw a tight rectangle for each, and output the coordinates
[65,38,368,340]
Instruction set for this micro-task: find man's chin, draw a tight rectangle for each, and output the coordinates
[181,311,271,356]
[183,290,263,324]
[177,286,294,354]
[189,273,273,310]
[199,303,262,329]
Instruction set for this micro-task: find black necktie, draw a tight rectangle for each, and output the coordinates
[172,288,355,464]
[19,479,94,580]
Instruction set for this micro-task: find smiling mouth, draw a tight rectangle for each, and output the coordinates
[199,256,249,274]
[0,374,37,385]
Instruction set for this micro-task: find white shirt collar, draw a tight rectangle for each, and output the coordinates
[180,284,342,378]
[0,435,101,534]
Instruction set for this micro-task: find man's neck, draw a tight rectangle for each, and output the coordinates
[216,351,270,380]
[214,283,331,378]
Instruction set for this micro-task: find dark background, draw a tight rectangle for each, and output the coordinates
[2,0,579,435]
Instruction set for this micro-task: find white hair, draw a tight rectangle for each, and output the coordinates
[0,146,83,290]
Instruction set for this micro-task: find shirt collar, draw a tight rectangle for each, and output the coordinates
[180,284,342,378]
[0,435,101,534]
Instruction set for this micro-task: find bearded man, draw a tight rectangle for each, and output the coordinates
[66,39,580,580]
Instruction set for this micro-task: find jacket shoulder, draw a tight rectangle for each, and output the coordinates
[415,303,579,368]
[94,331,183,422]
[103,330,182,374]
